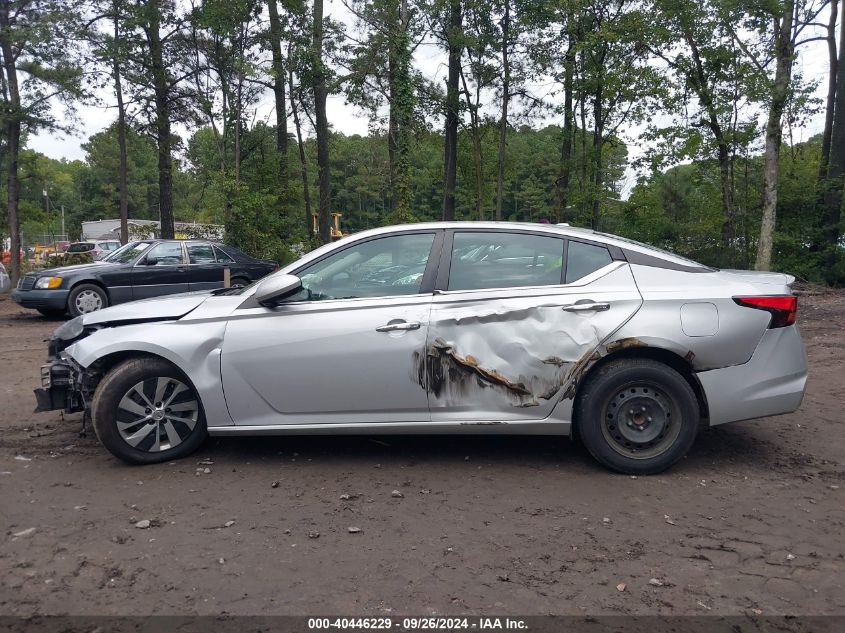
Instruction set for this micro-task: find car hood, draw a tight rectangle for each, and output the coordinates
[81,291,213,326]
[37,261,123,276]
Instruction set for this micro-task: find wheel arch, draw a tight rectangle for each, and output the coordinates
[572,345,709,424]
[68,320,232,427]
[68,278,111,301]
[89,351,205,409]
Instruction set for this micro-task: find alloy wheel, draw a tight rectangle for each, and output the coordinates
[116,377,199,452]
[74,289,103,313]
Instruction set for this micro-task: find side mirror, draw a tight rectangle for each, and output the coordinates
[254,274,302,306]
[143,257,158,266]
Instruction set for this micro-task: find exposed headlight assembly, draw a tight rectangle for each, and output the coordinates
[35,276,63,289]
[52,316,85,341]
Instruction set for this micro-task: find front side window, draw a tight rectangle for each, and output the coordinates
[447,232,564,291]
[187,243,216,264]
[144,242,184,266]
[289,233,436,301]
[565,241,613,283]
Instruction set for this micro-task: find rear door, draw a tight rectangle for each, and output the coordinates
[425,230,642,422]
[185,241,225,291]
[131,242,190,300]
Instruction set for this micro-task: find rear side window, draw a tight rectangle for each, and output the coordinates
[565,241,613,283]
[187,243,216,264]
[448,232,564,291]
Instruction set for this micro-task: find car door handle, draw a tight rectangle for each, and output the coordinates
[562,301,610,312]
[376,321,422,332]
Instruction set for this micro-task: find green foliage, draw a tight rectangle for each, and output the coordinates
[622,134,844,284]
[225,189,299,265]
[80,123,159,224]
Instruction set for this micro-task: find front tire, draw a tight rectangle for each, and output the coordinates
[68,283,108,316]
[92,357,208,464]
[575,358,699,475]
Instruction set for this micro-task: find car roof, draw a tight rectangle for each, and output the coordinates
[339,221,706,269]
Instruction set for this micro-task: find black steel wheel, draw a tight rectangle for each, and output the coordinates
[575,358,699,474]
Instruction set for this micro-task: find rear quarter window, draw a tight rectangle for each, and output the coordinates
[565,241,613,283]
[214,246,236,263]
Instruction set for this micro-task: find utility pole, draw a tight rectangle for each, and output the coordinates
[43,189,51,243]
[61,206,65,241]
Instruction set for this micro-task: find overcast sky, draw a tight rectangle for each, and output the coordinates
[28,1,834,199]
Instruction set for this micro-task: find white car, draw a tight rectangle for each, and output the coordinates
[34,222,807,474]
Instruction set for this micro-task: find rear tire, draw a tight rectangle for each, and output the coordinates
[575,358,699,475]
[229,276,249,289]
[92,357,208,465]
[68,283,108,316]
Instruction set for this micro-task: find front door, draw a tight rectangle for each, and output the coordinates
[220,231,440,426]
[425,231,643,422]
[131,241,190,300]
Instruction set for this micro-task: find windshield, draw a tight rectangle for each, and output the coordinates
[102,241,153,263]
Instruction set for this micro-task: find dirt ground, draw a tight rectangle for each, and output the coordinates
[0,291,843,618]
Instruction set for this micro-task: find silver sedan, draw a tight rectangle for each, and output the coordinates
[35,223,807,474]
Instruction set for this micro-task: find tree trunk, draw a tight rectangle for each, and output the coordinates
[818,2,845,274]
[459,66,484,219]
[0,3,22,284]
[289,67,312,236]
[234,78,242,192]
[579,93,587,217]
[473,132,484,220]
[146,1,175,239]
[386,0,413,221]
[591,86,602,229]
[441,0,461,222]
[387,46,398,212]
[755,0,795,271]
[683,29,735,254]
[267,0,289,198]
[716,140,736,253]
[312,0,331,244]
[818,0,838,181]
[113,5,129,244]
[494,0,510,221]
[556,13,575,223]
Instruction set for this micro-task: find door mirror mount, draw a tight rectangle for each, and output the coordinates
[254,274,302,306]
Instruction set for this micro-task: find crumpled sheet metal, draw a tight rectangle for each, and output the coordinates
[413,302,603,408]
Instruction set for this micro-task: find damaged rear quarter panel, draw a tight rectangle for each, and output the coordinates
[419,264,643,423]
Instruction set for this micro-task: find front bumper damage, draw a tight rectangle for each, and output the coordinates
[34,356,91,414]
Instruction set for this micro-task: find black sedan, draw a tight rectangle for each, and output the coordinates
[11,240,277,317]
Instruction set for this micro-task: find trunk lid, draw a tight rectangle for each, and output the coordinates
[718,269,795,290]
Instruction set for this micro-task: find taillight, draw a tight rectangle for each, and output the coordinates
[733,295,797,328]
